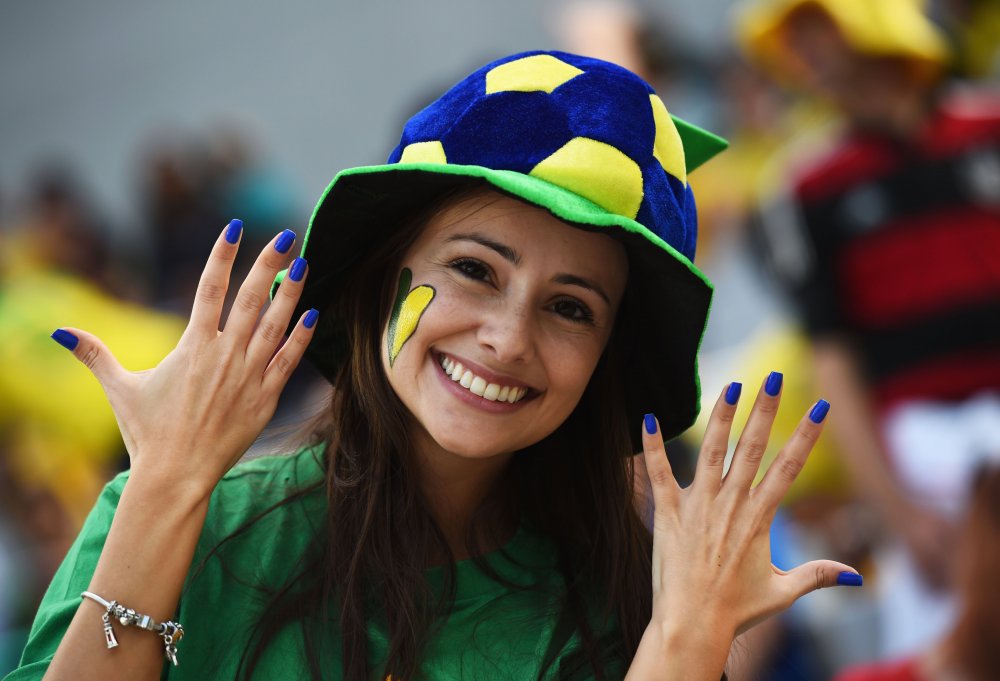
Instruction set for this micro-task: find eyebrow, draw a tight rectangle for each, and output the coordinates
[446,232,612,305]
[445,233,521,265]
[553,273,612,306]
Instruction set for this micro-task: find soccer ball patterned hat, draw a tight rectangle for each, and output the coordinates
[280,50,727,440]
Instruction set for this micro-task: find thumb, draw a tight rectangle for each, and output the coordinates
[782,560,863,601]
[51,327,127,390]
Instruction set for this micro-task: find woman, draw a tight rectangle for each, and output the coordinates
[8,51,859,681]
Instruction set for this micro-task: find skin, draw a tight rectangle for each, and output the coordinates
[40,191,857,681]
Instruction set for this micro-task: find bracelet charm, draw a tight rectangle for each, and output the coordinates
[81,591,183,665]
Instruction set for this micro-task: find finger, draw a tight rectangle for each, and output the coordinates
[245,256,309,370]
[780,560,863,603]
[753,399,830,512]
[640,413,679,512]
[723,371,783,492]
[262,308,318,393]
[51,327,127,393]
[223,229,297,345]
[692,382,742,495]
[188,219,244,336]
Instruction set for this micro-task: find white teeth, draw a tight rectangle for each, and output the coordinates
[469,376,487,397]
[483,383,501,401]
[438,355,530,404]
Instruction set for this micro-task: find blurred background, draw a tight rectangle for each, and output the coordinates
[2,0,998,678]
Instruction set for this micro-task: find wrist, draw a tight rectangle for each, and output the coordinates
[124,462,216,511]
[630,615,732,679]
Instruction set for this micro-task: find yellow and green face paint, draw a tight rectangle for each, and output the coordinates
[387,268,436,367]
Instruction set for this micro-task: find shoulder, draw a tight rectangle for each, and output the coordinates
[94,445,327,537]
[190,445,329,572]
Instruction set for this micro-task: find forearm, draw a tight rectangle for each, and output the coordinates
[43,469,212,681]
[811,339,910,523]
[624,619,731,681]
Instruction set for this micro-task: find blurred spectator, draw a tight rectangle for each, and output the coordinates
[139,132,226,311]
[737,0,1000,659]
[0,163,186,525]
[834,465,1000,681]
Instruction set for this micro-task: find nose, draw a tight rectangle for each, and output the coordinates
[476,300,536,364]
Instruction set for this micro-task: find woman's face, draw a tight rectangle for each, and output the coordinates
[382,189,628,460]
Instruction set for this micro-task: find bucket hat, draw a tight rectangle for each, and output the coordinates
[735,0,949,82]
[277,50,727,440]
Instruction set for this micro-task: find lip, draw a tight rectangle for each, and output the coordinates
[431,351,541,413]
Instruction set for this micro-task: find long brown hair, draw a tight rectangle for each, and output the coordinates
[943,465,1000,681]
[223,184,655,680]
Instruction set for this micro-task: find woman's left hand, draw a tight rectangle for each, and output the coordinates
[632,376,859,676]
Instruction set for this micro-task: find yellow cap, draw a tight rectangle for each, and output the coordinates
[735,0,949,81]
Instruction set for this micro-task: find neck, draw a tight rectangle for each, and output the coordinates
[409,423,517,561]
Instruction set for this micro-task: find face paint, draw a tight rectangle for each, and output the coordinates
[387,268,436,367]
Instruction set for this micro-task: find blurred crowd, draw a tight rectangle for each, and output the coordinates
[1,1,998,678]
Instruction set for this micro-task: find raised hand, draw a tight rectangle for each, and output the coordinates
[632,374,860,677]
[50,219,318,499]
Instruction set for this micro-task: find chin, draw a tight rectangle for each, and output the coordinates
[429,429,519,460]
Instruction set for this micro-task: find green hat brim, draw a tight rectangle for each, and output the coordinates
[276,163,713,442]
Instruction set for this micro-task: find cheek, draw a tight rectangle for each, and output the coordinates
[542,332,608,398]
[386,268,437,368]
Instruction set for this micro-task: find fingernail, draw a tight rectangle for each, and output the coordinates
[643,413,657,435]
[725,382,742,405]
[837,571,863,587]
[303,308,319,329]
[764,371,783,397]
[274,229,296,254]
[51,329,79,351]
[810,399,831,424]
[225,219,243,244]
[288,257,308,282]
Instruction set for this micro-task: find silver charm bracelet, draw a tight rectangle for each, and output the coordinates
[80,591,184,666]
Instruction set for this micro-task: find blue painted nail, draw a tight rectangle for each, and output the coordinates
[764,371,783,397]
[303,308,319,329]
[837,571,863,587]
[643,413,657,435]
[51,329,79,351]
[725,382,742,405]
[274,229,296,254]
[810,399,831,424]
[225,219,243,244]
[288,257,308,282]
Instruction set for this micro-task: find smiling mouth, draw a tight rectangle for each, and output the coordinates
[437,354,532,404]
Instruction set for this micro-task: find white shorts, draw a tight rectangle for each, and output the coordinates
[875,391,1000,657]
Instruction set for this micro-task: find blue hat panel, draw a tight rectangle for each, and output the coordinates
[550,71,656,163]
[440,92,572,173]
[635,169,696,261]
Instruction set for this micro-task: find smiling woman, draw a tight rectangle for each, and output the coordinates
[7,51,858,681]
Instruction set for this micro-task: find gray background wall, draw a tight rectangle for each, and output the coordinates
[0,0,733,228]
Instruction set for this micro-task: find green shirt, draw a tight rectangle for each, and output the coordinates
[6,449,621,680]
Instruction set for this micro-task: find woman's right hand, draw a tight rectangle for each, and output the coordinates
[53,220,317,499]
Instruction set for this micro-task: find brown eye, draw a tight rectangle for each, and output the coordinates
[450,258,491,282]
[551,299,595,325]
